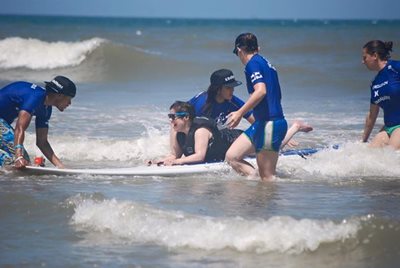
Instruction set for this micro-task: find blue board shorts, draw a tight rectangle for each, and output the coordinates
[0,118,30,167]
[0,118,15,166]
[244,119,288,153]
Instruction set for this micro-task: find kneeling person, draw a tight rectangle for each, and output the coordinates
[0,76,77,169]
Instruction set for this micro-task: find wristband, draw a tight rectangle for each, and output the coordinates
[14,144,24,150]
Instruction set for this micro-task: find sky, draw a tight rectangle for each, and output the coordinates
[1,0,400,20]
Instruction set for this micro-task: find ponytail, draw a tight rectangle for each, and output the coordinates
[384,41,393,54]
[363,40,393,61]
[202,84,220,117]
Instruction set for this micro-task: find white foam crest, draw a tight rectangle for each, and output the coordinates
[279,142,400,179]
[24,131,169,162]
[71,198,360,254]
[51,135,168,162]
[0,37,106,69]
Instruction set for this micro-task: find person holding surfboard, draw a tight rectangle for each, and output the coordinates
[361,40,400,149]
[188,68,312,148]
[225,33,288,181]
[0,76,77,169]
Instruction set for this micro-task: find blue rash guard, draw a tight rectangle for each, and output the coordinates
[188,91,252,126]
[243,54,287,152]
[244,54,285,121]
[370,60,400,127]
[0,81,52,128]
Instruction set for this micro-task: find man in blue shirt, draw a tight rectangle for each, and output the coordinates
[0,76,77,169]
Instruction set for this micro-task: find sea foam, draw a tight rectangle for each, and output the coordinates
[0,37,106,69]
[70,198,361,254]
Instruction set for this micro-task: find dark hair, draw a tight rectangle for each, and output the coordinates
[234,33,259,54]
[363,40,393,61]
[169,101,195,120]
[202,84,221,117]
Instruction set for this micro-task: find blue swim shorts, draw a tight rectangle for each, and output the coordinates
[384,124,400,136]
[0,118,15,166]
[244,119,288,152]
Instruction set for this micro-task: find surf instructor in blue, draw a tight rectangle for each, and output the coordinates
[361,40,400,149]
[226,33,288,181]
[0,76,77,169]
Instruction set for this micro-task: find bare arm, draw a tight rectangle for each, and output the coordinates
[13,111,32,168]
[227,82,266,129]
[168,128,212,165]
[36,127,65,168]
[246,114,255,124]
[149,127,183,165]
[362,104,380,142]
[169,127,183,158]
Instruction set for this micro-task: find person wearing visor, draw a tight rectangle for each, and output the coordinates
[226,33,290,181]
[189,68,312,147]
[0,76,76,169]
[150,101,243,166]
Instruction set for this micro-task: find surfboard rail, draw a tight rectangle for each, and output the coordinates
[22,147,322,176]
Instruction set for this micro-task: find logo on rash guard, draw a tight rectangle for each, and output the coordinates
[374,96,390,104]
[250,72,263,83]
[374,90,379,97]
[372,81,388,90]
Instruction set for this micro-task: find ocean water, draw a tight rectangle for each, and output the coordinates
[1,15,400,267]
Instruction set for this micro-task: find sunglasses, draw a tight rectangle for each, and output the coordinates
[168,112,189,121]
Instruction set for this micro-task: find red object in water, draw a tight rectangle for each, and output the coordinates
[34,156,45,167]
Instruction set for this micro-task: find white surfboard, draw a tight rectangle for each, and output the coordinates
[23,148,320,176]
[24,161,233,176]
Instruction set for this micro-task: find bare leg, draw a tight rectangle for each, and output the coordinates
[369,131,389,148]
[280,120,313,149]
[388,128,400,150]
[256,150,279,181]
[225,134,256,176]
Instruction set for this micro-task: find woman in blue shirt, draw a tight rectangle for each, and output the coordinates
[361,40,400,149]
[189,68,312,148]
[225,33,292,181]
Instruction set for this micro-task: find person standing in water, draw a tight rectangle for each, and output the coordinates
[188,68,312,147]
[225,33,288,181]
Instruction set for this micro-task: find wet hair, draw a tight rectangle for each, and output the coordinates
[202,84,221,117]
[169,101,195,120]
[234,33,259,54]
[363,40,393,61]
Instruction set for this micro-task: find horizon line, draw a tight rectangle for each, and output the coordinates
[1,13,400,22]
